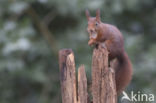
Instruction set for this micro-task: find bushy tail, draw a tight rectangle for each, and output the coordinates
[115,51,133,95]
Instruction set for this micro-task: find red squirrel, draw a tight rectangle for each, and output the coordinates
[86,10,133,95]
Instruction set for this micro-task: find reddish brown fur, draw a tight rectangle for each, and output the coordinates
[86,10,133,95]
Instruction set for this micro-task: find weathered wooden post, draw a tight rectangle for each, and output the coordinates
[92,44,117,103]
[59,49,88,103]
[58,44,117,103]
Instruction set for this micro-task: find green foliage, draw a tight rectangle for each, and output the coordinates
[0,0,156,103]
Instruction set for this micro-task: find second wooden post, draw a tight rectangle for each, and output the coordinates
[92,44,117,103]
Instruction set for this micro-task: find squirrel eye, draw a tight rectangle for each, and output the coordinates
[95,22,98,26]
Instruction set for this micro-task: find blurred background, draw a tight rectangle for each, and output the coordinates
[0,0,156,103]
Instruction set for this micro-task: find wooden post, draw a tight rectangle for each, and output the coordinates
[92,44,117,103]
[59,49,77,103]
[59,49,88,103]
[78,65,88,103]
[59,44,117,103]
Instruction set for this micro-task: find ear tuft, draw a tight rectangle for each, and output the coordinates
[96,9,101,22]
[85,9,90,20]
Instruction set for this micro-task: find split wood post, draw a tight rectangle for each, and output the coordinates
[92,44,117,103]
[78,65,88,103]
[59,49,87,103]
[58,44,117,103]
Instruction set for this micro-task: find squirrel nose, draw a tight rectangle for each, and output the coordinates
[90,29,95,33]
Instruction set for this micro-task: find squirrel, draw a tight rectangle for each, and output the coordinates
[86,9,133,95]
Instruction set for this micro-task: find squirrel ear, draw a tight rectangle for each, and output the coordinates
[96,9,101,22]
[85,9,90,20]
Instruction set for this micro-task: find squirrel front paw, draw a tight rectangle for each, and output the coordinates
[88,39,96,46]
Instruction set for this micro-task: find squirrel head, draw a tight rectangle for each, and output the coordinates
[86,9,102,40]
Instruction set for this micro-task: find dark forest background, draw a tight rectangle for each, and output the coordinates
[0,0,156,103]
